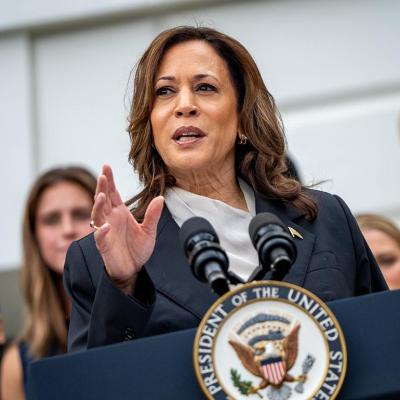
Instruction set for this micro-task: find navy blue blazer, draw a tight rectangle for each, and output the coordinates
[64,190,387,352]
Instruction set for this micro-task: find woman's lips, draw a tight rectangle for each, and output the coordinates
[174,136,205,146]
[172,126,206,146]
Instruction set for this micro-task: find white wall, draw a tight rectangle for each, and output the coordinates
[34,21,156,198]
[0,35,34,268]
[1,0,400,271]
[283,94,400,216]
[0,0,207,31]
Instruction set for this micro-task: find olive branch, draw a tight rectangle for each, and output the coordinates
[230,369,262,397]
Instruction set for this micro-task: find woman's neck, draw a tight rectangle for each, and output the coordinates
[174,168,248,212]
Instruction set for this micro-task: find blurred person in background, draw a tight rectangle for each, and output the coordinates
[357,213,400,290]
[0,166,96,400]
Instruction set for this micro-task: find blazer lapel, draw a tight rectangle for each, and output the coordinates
[144,206,218,320]
[145,194,315,320]
[255,194,316,287]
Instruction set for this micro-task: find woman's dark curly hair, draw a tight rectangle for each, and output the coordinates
[126,26,317,221]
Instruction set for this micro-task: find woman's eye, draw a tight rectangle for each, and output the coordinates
[155,87,174,96]
[196,83,216,92]
[41,213,60,226]
[378,256,397,268]
[72,208,91,221]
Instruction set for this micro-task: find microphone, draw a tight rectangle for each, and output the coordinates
[249,213,297,281]
[179,217,230,296]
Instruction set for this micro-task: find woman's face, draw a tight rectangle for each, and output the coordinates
[35,181,93,274]
[362,228,400,290]
[150,40,239,180]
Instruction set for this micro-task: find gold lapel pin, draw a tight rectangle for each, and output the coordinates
[288,226,303,240]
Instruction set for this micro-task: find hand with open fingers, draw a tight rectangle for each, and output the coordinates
[91,164,164,295]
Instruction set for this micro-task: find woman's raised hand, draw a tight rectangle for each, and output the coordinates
[91,165,164,294]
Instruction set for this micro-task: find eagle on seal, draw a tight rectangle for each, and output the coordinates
[229,313,305,395]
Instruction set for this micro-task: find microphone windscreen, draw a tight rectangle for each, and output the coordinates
[179,216,218,249]
[248,212,285,244]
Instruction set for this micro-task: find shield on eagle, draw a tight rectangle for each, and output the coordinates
[260,357,287,385]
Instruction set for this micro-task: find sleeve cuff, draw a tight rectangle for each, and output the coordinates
[87,268,156,348]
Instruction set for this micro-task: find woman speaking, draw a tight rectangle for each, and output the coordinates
[64,26,387,351]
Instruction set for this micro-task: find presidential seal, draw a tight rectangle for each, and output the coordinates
[193,281,347,400]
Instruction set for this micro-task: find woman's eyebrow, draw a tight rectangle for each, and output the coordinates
[156,73,220,83]
[193,73,212,79]
[39,210,60,218]
[193,73,221,84]
[156,75,175,82]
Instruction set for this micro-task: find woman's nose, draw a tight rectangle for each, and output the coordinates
[174,90,198,117]
[61,215,77,238]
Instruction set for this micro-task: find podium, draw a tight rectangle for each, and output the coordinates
[28,290,400,400]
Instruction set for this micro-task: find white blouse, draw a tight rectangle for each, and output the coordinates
[164,179,260,282]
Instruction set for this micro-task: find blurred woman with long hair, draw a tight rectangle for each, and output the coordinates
[0,166,96,400]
